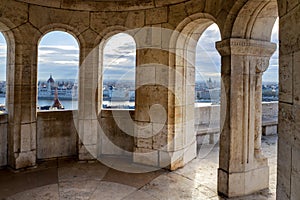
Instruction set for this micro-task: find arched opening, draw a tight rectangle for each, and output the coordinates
[195,23,221,148]
[36,30,79,160]
[0,32,7,114]
[102,33,136,110]
[37,31,79,111]
[170,14,224,192]
[260,16,279,196]
[217,0,279,197]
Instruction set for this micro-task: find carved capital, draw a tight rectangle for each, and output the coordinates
[216,38,276,57]
[255,57,270,73]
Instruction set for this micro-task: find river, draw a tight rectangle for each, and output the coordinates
[0,96,216,110]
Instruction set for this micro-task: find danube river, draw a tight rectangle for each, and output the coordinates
[0,96,214,110]
[0,97,78,110]
[0,97,135,110]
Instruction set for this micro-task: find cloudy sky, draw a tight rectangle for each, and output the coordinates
[0,20,278,83]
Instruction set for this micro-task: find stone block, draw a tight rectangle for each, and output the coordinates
[159,150,171,168]
[20,124,33,152]
[0,121,7,167]
[183,141,196,165]
[184,0,205,16]
[280,7,300,54]
[100,133,126,156]
[155,64,169,87]
[37,111,77,159]
[159,149,185,170]
[293,51,300,105]
[287,0,299,12]
[136,64,155,87]
[277,137,292,200]
[218,166,269,197]
[168,3,188,28]
[145,7,168,25]
[90,12,127,34]
[125,10,145,28]
[291,146,300,200]
[152,124,168,150]
[262,125,277,136]
[149,104,167,124]
[78,144,97,160]
[2,1,28,27]
[133,147,158,167]
[15,150,36,169]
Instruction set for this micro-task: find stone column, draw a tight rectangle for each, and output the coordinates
[77,40,100,161]
[216,38,276,197]
[7,25,38,169]
[133,27,196,170]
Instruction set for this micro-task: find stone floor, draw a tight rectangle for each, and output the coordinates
[0,135,277,200]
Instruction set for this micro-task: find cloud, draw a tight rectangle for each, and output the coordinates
[195,23,221,82]
[102,33,136,81]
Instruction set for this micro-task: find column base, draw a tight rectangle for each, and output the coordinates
[9,151,36,170]
[78,144,97,161]
[218,165,269,198]
[133,141,197,171]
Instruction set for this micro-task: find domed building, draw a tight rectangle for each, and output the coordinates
[0,0,298,199]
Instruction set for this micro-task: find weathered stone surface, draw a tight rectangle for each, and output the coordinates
[0,114,7,167]
[37,111,77,160]
[90,12,127,34]
[145,7,168,25]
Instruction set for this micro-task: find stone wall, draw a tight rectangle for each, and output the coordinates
[0,114,7,167]
[5,103,278,162]
[277,1,300,199]
[98,110,135,157]
[36,109,135,160]
[36,111,78,160]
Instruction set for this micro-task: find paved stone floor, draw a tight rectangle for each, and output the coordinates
[0,135,277,200]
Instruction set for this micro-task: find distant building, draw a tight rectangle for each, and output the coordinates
[38,74,78,100]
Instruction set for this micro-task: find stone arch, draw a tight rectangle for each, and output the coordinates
[170,13,220,103]
[101,31,137,108]
[232,0,278,41]
[96,26,136,52]
[96,28,137,107]
[168,13,222,165]
[38,24,83,49]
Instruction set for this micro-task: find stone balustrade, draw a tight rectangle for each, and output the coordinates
[195,102,278,144]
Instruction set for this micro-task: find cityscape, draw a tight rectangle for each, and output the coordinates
[0,77,279,112]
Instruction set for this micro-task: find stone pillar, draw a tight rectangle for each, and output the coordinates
[77,40,100,161]
[216,38,276,197]
[133,27,196,170]
[7,26,38,169]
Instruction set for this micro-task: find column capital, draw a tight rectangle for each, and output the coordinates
[216,38,276,57]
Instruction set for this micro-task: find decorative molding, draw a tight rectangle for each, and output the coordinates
[216,38,276,57]
[255,57,270,73]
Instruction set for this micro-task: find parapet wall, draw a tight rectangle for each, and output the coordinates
[36,110,78,160]
[0,102,278,166]
[195,102,278,144]
[195,102,278,127]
